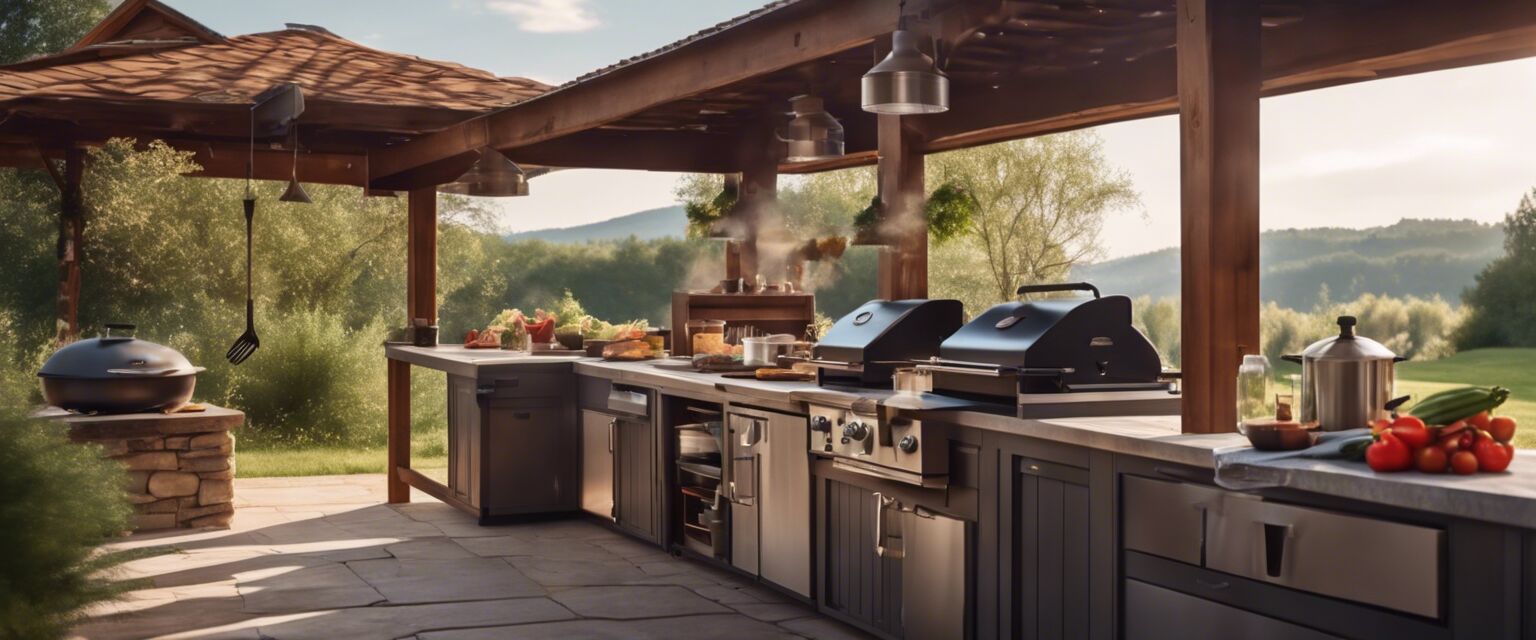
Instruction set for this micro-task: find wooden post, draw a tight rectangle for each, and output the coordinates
[389,187,438,503]
[735,130,779,285]
[876,114,927,300]
[1177,0,1261,434]
[55,148,85,343]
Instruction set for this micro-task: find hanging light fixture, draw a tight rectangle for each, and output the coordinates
[278,128,311,203]
[861,0,949,115]
[780,95,845,162]
[437,147,529,197]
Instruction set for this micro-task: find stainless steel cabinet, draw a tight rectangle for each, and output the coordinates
[580,409,614,519]
[726,407,812,597]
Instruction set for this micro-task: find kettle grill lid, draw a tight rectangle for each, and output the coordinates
[38,324,199,379]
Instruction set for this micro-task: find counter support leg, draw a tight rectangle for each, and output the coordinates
[387,358,411,503]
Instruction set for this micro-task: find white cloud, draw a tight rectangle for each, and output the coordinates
[486,0,600,33]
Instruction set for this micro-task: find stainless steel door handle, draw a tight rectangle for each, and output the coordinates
[874,492,905,559]
[1260,522,1293,579]
[608,418,616,453]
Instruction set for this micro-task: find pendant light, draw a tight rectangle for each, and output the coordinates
[781,95,844,162]
[861,0,949,115]
[438,147,529,197]
[279,128,311,203]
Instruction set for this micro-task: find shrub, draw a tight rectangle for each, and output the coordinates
[0,407,131,639]
[225,310,390,446]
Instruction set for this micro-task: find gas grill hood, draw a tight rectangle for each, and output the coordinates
[813,299,964,387]
[931,284,1166,397]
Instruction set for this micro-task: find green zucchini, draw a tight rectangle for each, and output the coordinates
[1408,386,1509,426]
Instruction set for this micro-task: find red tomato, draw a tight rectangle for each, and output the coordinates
[1451,450,1480,475]
[1489,416,1518,443]
[1467,412,1492,430]
[1366,432,1413,472]
[1387,423,1432,450]
[1414,446,1447,474]
[1473,435,1514,473]
[1369,418,1391,435]
[1391,415,1427,431]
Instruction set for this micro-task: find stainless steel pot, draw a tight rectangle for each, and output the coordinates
[38,323,204,414]
[1282,316,1405,431]
[742,334,796,368]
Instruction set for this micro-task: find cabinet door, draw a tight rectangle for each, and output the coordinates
[760,412,811,597]
[615,417,657,541]
[446,375,479,507]
[1012,457,1091,640]
[580,410,614,519]
[822,479,904,638]
[485,399,565,513]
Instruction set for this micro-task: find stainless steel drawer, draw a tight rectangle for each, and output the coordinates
[1122,475,1218,566]
[1125,580,1340,640]
[1205,494,1443,618]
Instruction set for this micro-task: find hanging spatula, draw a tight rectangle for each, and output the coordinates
[227,196,259,364]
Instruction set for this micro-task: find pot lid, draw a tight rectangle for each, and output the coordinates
[1298,316,1398,362]
[38,323,199,379]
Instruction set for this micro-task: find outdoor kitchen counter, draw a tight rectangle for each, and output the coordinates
[391,346,1536,530]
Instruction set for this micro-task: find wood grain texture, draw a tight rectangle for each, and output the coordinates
[1178,0,1261,435]
[387,358,411,503]
[876,114,927,301]
[406,188,437,325]
[55,148,84,343]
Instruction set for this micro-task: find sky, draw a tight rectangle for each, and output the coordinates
[171,0,1536,260]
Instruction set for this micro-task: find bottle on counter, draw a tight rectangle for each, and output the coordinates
[1236,354,1274,432]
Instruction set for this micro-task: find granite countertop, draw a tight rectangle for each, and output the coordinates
[389,345,1536,529]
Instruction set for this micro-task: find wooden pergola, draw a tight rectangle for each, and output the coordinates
[6,0,1536,506]
[366,0,1536,501]
[0,0,548,340]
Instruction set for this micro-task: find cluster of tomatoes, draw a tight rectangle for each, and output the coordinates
[1366,412,1517,474]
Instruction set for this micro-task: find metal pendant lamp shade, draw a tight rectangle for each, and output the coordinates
[782,95,845,162]
[438,147,529,197]
[279,132,312,203]
[861,29,949,114]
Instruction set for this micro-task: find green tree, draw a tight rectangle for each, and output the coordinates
[0,0,111,64]
[928,131,1140,308]
[1458,190,1536,349]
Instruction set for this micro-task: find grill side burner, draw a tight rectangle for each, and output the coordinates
[811,299,963,387]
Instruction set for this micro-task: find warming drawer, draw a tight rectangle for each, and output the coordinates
[1204,494,1443,618]
[1121,475,1217,566]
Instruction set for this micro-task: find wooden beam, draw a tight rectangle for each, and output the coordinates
[396,465,478,516]
[55,148,85,344]
[185,145,368,185]
[371,0,976,183]
[1178,0,1261,435]
[507,129,741,173]
[734,126,779,284]
[386,358,411,503]
[876,114,927,300]
[407,188,438,325]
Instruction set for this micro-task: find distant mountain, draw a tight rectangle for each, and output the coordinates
[1072,219,1504,308]
[505,205,686,243]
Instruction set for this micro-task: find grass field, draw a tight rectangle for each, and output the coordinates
[236,426,449,479]
[1397,348,1536,449]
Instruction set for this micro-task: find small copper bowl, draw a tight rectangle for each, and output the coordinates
[1241,419,1318,451]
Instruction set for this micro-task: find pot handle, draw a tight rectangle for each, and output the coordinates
[1280,354,1304,364]
[103,323,136,339]
[1385,395,1413,412]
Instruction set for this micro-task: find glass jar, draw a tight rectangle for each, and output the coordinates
[1236,354,1274,432]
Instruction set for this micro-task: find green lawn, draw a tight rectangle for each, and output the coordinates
[1397,348,1536,448]
[236,426,449,479]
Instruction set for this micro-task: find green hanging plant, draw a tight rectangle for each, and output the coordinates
[684,182,739,237]
[924,182,976,245]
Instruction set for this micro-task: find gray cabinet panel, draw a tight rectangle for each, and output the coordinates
[580,410,614,519]
[485,400,566,512]
[446,375,478,506]
[616,416,657,541]
[1124,580,1339,640]
[761,412,812,597]
[823,478,903,638]
[1013,458,1091,640]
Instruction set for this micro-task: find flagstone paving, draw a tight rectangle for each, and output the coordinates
[71,474,874,640]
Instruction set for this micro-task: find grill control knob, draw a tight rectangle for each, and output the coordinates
[842,422,869,440]
[811,416,832,432]
[898,435,919,453]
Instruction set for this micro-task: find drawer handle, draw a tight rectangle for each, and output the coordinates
[1263,522,1292,579]
[1195,578,1230,591]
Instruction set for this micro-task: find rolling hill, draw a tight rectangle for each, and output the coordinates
[1072,219,1503,308]
[505,205,686,243]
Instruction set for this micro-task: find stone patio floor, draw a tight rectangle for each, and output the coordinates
[72,474,873,640]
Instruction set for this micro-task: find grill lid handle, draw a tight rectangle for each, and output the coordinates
[1016,282,1100,299]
